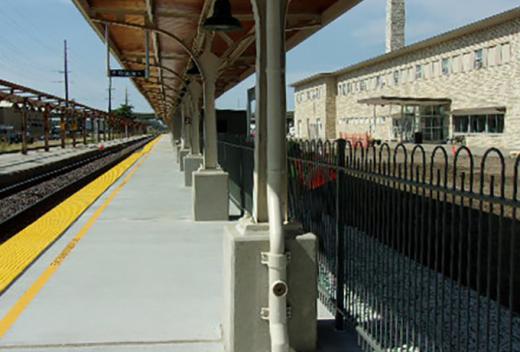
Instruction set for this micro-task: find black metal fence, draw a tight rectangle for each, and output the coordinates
[217,134,254,215]
[218,135,520,351]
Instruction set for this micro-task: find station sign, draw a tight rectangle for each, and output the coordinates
[109,69,146,78]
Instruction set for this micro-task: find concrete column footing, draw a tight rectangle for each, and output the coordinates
[192,169,229,221]
[183,154,204,187]
[179,149,190,171]
[222,217,317,352]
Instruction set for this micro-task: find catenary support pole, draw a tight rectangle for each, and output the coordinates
[265,0,290,351]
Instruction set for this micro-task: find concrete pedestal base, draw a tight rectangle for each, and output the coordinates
[223,217,317,352]
[192,169,229,221]
[183,155,204,187]
[179,149,189,171]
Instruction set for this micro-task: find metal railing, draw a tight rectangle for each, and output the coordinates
[218,135,520,351]
[217,134,254,216]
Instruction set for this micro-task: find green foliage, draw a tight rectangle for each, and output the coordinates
[112,104,135,119]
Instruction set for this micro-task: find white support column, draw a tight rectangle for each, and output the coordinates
[184,82,204,187]
[184,100,192,152]
[199,47,221,170]
[189,81,202,156]
[179,101,190,171]
[192,44,229,220]
[252,0,269,224]
[181,103,187,150]
[223,1,316,352]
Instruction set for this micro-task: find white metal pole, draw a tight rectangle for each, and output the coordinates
[266,0,290,351]
[251,0,268,223]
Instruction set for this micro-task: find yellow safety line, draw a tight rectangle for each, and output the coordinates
[0,137,160,294]
[0,137,160,339]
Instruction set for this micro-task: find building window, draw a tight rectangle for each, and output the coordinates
[474,49,484,69]
[470,115,486,132]
[375,76,381,89]
[393,70,400,85]
[453,116,469,133]
[488,114,505,133]
[415,64,423,80]
[454,114,504,134]
[442,58,451,76]
[360,80,367,92]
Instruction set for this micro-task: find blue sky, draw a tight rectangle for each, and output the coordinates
[0,0,518,113]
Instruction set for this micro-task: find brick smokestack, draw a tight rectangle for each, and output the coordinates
[386,0,405,53]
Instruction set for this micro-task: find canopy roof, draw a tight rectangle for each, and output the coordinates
[72,0,362,120]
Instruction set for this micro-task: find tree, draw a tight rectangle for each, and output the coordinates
[113,103,135,119]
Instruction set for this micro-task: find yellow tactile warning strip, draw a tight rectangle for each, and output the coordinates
[0,137,160,295]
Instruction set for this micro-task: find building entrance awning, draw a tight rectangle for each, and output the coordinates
[358,96,452,106]
[451,106,506,115]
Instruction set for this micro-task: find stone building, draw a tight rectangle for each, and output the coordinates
[292,6,520,148]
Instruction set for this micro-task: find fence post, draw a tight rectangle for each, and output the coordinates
[335,138,347,330]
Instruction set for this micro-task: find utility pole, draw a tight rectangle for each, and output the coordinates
[107,76,113,140]
[60,40,70,148]
[108,76,113,113]
[64,40,69,105]
[125,86,129,106]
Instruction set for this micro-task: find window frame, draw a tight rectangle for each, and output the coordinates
[474,49,484,70]
[442,58,451,76]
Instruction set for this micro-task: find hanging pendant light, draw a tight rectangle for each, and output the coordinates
[203,0,242,32]
[187,61,200,76]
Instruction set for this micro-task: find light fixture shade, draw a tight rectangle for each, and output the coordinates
[203,0,242,32]
[187,62,200,75]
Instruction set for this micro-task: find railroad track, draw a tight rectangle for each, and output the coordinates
[0,136,154,243]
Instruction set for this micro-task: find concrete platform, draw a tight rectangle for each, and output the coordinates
[0,136,145,176]
[0,136,229,351]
